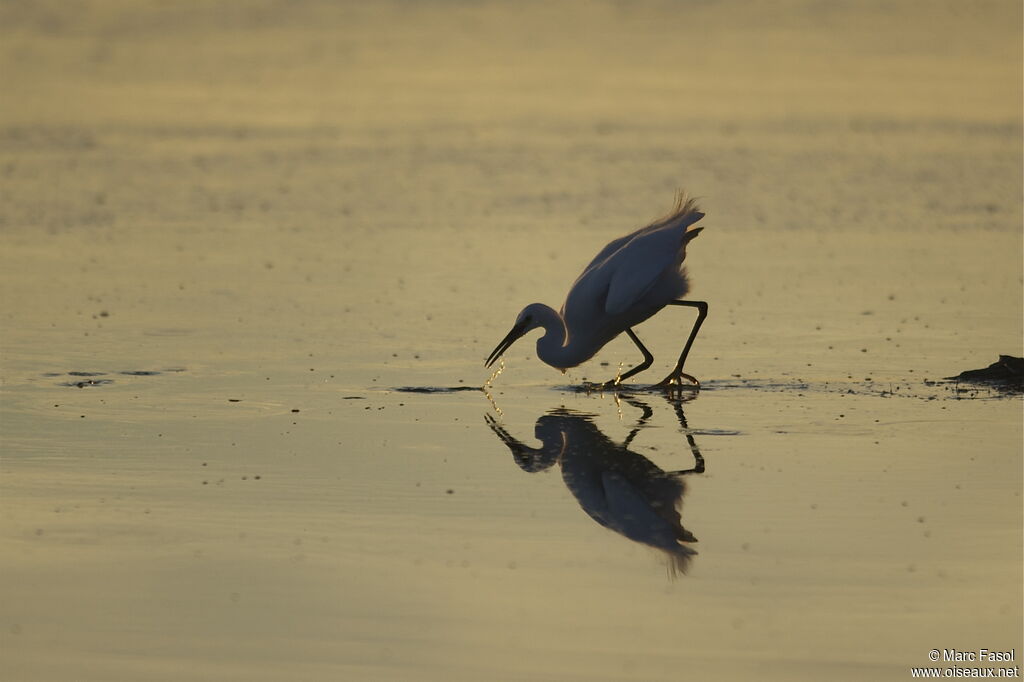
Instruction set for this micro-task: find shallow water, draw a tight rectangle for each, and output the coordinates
[2,1,1022,680]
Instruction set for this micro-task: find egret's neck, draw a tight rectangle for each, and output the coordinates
[530,304,576,370]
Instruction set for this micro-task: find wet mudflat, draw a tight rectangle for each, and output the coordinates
[1,2,1021,680]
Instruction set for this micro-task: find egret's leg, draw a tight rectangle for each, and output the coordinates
[600,328,653,389]
[656,300,708,389]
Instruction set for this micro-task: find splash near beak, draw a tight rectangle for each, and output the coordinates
[485,321,529,368]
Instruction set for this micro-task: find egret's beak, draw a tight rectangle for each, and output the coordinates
[485,320,529,368]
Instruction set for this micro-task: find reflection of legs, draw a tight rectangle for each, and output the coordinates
[621,394,705,474]
[656,300,708,389]
[667,399,705,475]
[621,396,654,448]
[601,328,653,389]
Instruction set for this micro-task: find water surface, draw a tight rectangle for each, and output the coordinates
[2,2,1021,680]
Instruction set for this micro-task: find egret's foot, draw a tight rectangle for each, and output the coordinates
[582,379,625,393]
[655,372,700,390]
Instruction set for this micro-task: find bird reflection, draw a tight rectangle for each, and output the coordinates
[485,397,704,575]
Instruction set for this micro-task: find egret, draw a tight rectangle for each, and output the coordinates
[485,192,709,389]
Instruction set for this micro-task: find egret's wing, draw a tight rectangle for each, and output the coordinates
[579,194,703,276]
[563,195,704,322]
[603,221,703,316]
[577,227,645,280]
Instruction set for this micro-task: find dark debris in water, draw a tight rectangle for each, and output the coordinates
[49,369,186,388]
[62,378,115,388]
[398,370,1019,400]
[945,355,1023,391]
[562,382,701,396]
[556,376,1016,401]
[394,386,483,393]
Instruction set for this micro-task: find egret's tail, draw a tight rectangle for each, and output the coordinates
[650,191,704,236]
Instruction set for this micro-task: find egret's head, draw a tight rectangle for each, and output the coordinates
[484,304,546,368]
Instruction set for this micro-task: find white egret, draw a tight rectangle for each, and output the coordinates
[485,192,708,388]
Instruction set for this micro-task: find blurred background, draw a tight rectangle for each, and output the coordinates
[1,2,1021,681]
[1,0,1020,380]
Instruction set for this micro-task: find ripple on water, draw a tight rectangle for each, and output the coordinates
[393,386,484,394]
[45,369,187,388]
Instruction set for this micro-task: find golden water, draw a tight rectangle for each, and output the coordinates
[2,2,1021,680]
